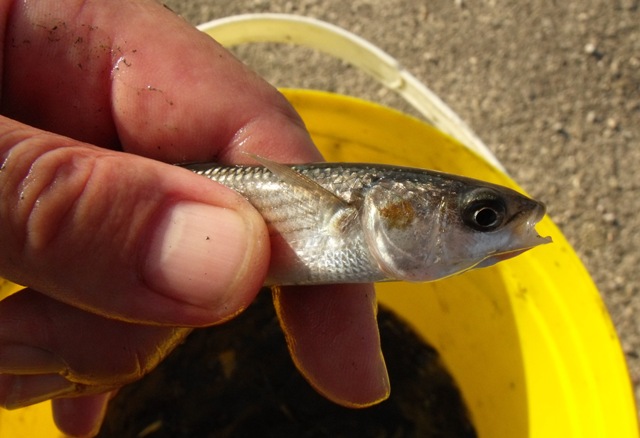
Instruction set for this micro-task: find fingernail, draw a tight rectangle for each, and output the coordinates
[0,345,67,375]
[144,201,254,307]
[4,374,77,409]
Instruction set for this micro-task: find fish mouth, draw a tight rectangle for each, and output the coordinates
[529,201,548,227]
[476,236,550,268]
[506,198,546,228]
[524,201,552,244]
[476,248,530,268]
[477,201,552,269]
[511,199,552,245]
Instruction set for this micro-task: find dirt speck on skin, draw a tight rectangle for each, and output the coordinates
[99,292,476,438]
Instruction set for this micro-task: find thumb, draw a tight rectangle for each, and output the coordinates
[0,116,269,325]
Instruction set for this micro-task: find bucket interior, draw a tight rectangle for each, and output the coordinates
[284,89,637,438]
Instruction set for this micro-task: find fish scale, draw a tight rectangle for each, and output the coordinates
[187,163,385,284]
[181,159,550,286]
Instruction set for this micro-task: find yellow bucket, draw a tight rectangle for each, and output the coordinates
[1,14,637,438]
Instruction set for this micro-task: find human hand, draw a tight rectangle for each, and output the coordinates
[0,0,389,436]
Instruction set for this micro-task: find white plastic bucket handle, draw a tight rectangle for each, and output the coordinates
[197,13,505,172]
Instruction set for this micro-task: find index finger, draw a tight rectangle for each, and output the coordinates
[2,0,320,164]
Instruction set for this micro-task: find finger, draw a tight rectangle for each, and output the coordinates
[52,392,113,438]
[0,120,269,324]
[0,289,189,389]
[0,373,79,410]
[273,284,390,407]
[2,0,320,164]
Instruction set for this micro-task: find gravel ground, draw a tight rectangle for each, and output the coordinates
[166,0,640,411]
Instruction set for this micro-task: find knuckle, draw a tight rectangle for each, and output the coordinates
[65,327,188,386]
[60,341,145,386]
[0,135,99,258]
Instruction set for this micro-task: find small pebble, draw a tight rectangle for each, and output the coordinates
[584,42,597,55]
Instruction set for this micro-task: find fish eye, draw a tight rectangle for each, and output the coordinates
[461,189,507,232]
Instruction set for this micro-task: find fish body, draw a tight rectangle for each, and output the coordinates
[182,158,550,286]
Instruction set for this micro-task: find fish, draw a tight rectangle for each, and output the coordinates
[181,156,551,286]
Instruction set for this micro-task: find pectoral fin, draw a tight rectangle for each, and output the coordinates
[247,153,351,211]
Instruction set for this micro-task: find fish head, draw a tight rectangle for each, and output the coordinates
[361,175,551,282]
[450,184,551,269]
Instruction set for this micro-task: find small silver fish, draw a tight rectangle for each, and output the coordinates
[182,156,551,286]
